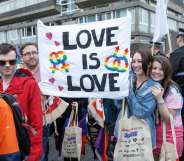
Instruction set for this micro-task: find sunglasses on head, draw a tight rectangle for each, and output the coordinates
[0,59,17,66]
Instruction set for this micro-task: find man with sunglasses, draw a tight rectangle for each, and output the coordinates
[0,43,43,161]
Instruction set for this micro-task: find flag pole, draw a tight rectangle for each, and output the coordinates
[166,0,172,57]
[166,30,172,58]
[151,43,155,56]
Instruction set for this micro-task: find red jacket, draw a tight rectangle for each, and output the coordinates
[0,68,43,161]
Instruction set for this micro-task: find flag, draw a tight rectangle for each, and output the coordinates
[88,98,105,128]
[95,127,108,161]
[152,0,169,42]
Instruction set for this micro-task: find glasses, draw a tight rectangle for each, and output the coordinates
[0,59,17,66]
[22,51,38,57]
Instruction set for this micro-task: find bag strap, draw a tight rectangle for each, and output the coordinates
[162,114,178,157]
[67,102,79,127]
[116,98,126,139]
[73,102,78,127]
[162,114,176,145]
[121,98,126,117]
[67,108,75,127]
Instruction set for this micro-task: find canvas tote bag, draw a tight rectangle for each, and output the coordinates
[159,114,179,161]
[114,99,154,161]
[62,102,82,160]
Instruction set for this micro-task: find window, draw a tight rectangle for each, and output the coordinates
[128,8,136,32]
[97,13,105,21]
[150,12,155,33]
[7,29,19,44]
[86,15,96,22]
[115,9,127,18]
[57,0,78,14]
[168,18,177,31]
[20,26,36,43]
[21,26,36,37]
[106,12,112,20]
[139,8,149,33]
[78,8,136,33]
[179,22,184,29]
[0,32,6,43]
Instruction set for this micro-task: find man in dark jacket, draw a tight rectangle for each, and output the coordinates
[170,28,184,161]
[0,43,43,161]
[150,41,164,56]
[169,28,184,97]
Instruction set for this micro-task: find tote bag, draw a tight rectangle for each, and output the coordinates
[159,114,179,161]
[114,99,154,161]
[62,102,82,160]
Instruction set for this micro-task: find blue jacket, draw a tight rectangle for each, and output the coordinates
[127,78,159,147]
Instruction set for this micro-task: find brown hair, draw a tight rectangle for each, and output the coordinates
[21,42,38,55]
[150,56,176,97]
[0,43,16,55]
[132,49,153,75]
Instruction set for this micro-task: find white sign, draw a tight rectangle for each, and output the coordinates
[37,17,131,98]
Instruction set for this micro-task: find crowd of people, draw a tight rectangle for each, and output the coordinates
[0,27,183,161]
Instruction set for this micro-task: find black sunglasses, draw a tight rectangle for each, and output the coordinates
[0,59,17,66]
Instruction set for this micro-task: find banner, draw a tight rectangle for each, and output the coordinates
[37,17,131,98]
[152,0,169,42]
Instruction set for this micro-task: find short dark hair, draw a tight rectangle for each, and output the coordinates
[0,43,16,55]
[132,49,153,75]
[21,42,38,55]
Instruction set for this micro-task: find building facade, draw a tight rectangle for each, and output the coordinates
[0,0,183,53]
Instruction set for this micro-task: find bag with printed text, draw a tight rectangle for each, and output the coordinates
[113,99,154,161]
[62,102,82,160]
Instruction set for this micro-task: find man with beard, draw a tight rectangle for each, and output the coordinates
[21,43,49,161]
[21,43,40,82]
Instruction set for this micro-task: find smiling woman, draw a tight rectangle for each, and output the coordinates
[150,56,183,160]
[127,49,160,149]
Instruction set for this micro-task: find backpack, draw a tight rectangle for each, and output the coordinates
[0,93,30,160]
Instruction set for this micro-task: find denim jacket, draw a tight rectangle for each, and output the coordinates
[127,78,159,147]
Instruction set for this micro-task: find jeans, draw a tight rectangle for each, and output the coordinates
[40,125,50,161]
[0,152,20,161]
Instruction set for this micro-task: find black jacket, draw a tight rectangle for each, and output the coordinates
[169,46,184,96]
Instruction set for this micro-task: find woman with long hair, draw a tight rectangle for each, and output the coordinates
[127,49,159,147]
[150,56,183,160]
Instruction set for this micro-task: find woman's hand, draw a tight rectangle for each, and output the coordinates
[151,86,164,101]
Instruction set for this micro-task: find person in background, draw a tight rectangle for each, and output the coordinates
[150,41,164,56]
[21,42,49,161]
[0,43,43,161]
[0,97,20,161]
[127,49,159,148]
[150,56,183,160]
[169,28,184,161]
[169,28,184,97]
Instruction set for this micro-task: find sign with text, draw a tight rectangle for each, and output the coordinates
[37,17,131,98]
